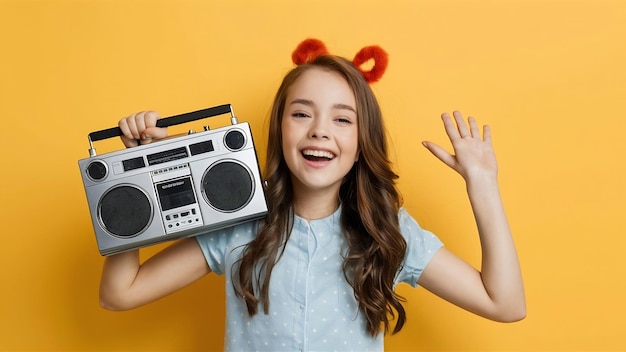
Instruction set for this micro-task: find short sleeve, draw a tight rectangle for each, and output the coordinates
[395,208,444,287]
[195,221,258,275]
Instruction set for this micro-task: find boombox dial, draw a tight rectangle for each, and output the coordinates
[224,129,245,151]
[78,104,269,256]
[87,160,108,181]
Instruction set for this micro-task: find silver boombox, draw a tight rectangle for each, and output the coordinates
[78,104,268,256]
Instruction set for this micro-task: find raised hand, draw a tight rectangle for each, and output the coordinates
[118,111,168,148]
[422,111,498,181]
[418,112,526,322]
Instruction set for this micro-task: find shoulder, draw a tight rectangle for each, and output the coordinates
[397,207,441,243]
[397,207,428,236]
[195,219,260,247]
[194,219,262,275]
[395,207,444,286]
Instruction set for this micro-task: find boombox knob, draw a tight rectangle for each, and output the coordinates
[203,126,210,131]
[187,130,196,135]
[224,129,245,151]
[86,160,108,181]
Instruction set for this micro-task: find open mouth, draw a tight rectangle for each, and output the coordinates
[302,149,335,162]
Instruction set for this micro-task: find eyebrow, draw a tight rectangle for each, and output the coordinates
[289,98,356,113]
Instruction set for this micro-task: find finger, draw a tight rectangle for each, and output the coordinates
[140,127,168,145]
[468,116,481,138]
[422,141,457,170]
[143,126,168,140]
[139,111,165,144]
[138,111,159,144]
[483,124,492,144]
[121,136,138,148]
[118,116,139,148]
[452,111,471,138]
[142,111,160,128]
[118,117,131,138]
[124,112,142,140]
[134,112,148,138]
[441,113,461,141]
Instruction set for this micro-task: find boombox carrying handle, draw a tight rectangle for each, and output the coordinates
[87,104,236,157]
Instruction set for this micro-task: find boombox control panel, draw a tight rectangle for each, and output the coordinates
[78,104,268,255]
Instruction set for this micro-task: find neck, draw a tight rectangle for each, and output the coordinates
[292,185,340,221]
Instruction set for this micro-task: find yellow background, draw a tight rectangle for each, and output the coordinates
[1,0,625,350]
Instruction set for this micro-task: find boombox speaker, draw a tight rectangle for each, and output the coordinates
[78,104,268,255]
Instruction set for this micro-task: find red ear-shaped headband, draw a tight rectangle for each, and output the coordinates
[291,38,388,83]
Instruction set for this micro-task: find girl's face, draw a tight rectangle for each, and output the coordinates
[281,68,359,197]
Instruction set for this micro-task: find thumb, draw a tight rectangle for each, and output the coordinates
[121,135,139,148]
[422,141,457,170]
[140,126,168,145]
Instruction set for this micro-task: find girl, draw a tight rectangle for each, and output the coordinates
[101,52,525,351]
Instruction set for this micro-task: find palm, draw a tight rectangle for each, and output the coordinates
[423,112,498,181]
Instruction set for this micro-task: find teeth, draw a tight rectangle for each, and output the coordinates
[302,149,335,159]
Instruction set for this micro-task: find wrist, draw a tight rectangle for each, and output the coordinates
[465,172,500,194]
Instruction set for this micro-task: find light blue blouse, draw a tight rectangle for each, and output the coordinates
[195,207,443,352]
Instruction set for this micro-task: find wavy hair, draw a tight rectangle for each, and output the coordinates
[233,55,407,336]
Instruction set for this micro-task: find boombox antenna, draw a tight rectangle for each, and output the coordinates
[229,105,239,125]
[88,135,97,157]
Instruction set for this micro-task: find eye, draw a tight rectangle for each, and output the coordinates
[292,112,310,118]
[335,116,353,124]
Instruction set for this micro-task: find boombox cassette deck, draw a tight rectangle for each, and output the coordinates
[78,104,268,255]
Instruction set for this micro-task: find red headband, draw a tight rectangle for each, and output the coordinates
[291,38,389,83]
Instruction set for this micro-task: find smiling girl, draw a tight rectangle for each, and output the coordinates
[100,44,526,351]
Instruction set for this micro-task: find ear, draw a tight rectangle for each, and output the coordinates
[352,45,389,83]
[292,38,329,65]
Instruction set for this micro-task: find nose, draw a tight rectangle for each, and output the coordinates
[309,116,330,140]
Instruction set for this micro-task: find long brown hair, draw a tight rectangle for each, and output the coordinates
[234,55,407,336]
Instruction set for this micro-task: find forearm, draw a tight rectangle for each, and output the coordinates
[99,250,141,310]
[466,175,526,320]
[98,239,211,311]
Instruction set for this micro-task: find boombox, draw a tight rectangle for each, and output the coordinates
[78,104,268,256]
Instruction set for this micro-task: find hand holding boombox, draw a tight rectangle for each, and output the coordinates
[78,104,268,256]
